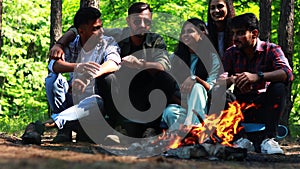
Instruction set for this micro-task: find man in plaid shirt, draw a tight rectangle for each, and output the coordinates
[219,13,293,154]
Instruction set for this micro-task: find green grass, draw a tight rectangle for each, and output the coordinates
[289,124,300,140]
[0,113,49,136]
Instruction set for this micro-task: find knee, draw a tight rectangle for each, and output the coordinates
[97,73,117,85]
[162,104,185,121]
[50,73,69,93]
[104,73,117,82]
[191,84,207,98]
[193,83,206,92]
[95,73,118,95]
[45,73,58,88]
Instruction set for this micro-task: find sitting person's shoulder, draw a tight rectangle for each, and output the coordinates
[104,27,129,42]
[102,35,118,44]
[104,28,124,36]
[265,42,281,50]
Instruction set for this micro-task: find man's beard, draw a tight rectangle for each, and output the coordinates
[134,28,148,38]
[134,33,146,38]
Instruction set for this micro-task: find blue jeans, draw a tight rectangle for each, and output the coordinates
[45,72,73,114]
[51,95,104,129]
[46,73,109,131]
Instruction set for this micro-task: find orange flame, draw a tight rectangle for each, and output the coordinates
[169,135,182,149]
[164,101,255,149]
[213,101,248,146]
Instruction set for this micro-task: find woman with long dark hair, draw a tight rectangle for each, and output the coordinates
[162,18,220,130]
[207,0,235,57]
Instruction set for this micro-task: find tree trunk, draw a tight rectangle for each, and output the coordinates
[278,0,294,128]
[0,0,2,56]
[80,0,100,8]
[49,0,62,116]
[259,0,272,41]
[50,0,62,48]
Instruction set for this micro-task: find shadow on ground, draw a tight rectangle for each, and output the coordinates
[0,132,300,169]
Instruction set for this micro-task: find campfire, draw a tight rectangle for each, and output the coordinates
[125,101,255,160]
[160,101,255,160]
[164,101,254,147]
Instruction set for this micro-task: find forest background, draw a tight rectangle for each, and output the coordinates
[0,0,299,138]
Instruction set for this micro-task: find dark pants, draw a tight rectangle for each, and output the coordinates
[95,73,120,127]
[236,82,287,138]
[129,69,179,111]
[109,68,179,137]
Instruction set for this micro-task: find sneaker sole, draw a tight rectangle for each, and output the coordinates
[261,149,284,154]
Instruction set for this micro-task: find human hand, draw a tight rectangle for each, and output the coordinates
[216,72,228,85]
[235,72,256,93]
[121,55,145,69]
[216,72,236,86]
[49,44,65,61]
[75,62,101,79]
[180,76,196,93]
[72,62,101,93]
[72,78,90,94]
[235,72,257,88]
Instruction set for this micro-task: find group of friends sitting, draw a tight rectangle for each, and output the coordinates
[21,1,293,155]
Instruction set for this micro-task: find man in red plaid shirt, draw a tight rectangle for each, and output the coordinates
[219,13,293,155]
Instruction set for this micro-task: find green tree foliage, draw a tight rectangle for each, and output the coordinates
[0,57,48,133]
[0,0,299,134]
[62,0,80,32]
[1,0,50,133]
[2,0,50,61]
[289,0,300,125]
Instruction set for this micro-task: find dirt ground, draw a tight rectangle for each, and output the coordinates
[0,131,300,169]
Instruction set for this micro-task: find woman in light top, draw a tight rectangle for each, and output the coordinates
[162,18,220,130]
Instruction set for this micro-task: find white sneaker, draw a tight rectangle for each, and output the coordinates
[260,138,284,154]
[233,137,255,152]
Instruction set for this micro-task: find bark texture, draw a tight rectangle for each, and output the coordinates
[50,0,62,48]
[278,0,294,128]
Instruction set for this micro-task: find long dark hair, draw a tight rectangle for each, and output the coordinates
[174,18,208,65]
[172,18,213,83]
[207,0,235,55]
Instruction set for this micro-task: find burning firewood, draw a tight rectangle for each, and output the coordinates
[161,101,254,160]
[123,101,253,159]
[164,142,247,161]
[164,145,208,159]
